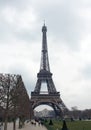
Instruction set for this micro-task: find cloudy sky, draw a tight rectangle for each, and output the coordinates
[0,0,91,110]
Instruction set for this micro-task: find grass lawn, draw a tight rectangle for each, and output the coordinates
[44,119,91,130]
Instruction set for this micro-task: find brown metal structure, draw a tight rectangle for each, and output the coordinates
[30,24,68,117]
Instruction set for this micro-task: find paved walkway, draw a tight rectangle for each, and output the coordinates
[7,121,47,130]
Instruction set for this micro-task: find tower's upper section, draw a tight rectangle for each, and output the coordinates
[42,23,47,32]
[40,24,50,72]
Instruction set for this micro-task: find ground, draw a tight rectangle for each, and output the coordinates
[6,121,47,130]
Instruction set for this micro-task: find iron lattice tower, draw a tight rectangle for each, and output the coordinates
[30,24,68,117]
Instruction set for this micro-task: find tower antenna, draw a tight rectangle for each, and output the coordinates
[44,20,45,25]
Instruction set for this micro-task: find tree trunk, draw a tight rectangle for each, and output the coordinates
[13,119,16,130]
[19,118,22,129]
[4,118,8,130]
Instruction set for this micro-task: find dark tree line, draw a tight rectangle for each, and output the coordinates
[0,74,30,130]
[69,106,91,120]
[41,106,91,120]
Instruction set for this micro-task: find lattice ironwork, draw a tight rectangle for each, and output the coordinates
[30,24,68,117]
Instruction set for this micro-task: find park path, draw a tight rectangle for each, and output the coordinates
[7,121,48,130]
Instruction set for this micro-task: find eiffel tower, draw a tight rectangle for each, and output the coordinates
[30,24,68,117]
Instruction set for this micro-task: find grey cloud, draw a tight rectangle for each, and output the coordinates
[0,22,13,44]
[14,28,41,43]
[0,14,37,44]
[8,64,36,96]
[82,64,91,79]
[0,1,40,44]
[0,0,86,49]
[37,4,84,49]
[0,0,28,9]
[27,0,90,50]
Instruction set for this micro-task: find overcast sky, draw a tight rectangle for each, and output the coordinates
[0,0,91,110]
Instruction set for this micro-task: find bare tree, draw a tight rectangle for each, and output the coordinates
[0,74,30,130]
[0,74,14,130]
[17,76,30,128]
[11,75,30,129]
